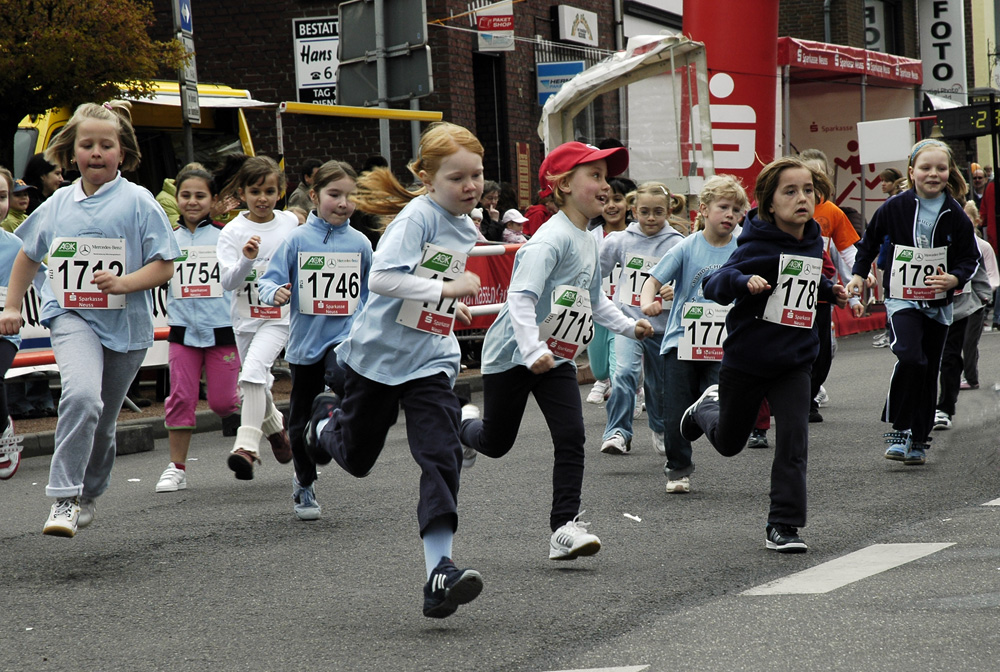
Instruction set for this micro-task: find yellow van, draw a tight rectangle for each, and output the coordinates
[14,81,268,194]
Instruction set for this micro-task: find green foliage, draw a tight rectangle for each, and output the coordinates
[0,0,185,115]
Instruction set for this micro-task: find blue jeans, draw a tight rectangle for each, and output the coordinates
[661,348,720,479]
[602,333,666,443]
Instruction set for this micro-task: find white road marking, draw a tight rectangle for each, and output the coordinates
[982,497,1000,506]
[742,543,955,595]
[546,667,649,672]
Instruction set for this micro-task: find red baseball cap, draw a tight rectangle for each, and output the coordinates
[539,142,629,190]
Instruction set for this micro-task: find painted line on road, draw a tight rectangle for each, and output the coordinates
[546,666,649,672]
[742,543,955,595]
[982,497,1000,506]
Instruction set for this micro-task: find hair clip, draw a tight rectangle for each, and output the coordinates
[103,102,113,111]
[659,186,670,197]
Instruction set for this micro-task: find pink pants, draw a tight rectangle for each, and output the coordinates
[165,342,241,429]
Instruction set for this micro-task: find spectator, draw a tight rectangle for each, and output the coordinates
[501,208,528,244]
[478,180,504,241]
[523,187,557,236]
[287,159,323,212]
[1,180,33,233]
[22,153,64,215]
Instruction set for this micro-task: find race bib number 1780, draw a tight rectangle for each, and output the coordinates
[888,245,947,301]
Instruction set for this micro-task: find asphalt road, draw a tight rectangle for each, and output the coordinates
[2,331,999,672]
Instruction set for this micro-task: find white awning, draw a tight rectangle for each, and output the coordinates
[130,93,274,109]
[924,92,961,110]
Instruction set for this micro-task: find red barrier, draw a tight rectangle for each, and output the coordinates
[459,244,518,331]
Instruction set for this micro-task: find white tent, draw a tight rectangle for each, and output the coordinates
[537,34,715,195]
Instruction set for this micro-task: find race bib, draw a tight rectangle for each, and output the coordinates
[888,245,947,301]
[171,246,223,299]
[236,268,286,320]
[677,302,730,361]
[297,252,362,316]
[395,244,466,336]
[47,237,126,309]
[619,253,666,309]
[762,254,821,329]
[538,285,594,360]
[602,263,620,300]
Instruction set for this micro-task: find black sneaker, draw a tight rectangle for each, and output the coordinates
[808,406,823,423]
[422,557,483,618]
[679,384,718,442]
[746,428,769,449]
[765,524,808,553]
[304,393,340,465]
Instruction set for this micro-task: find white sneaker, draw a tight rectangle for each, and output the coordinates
[585,379,610,404]
[460,404,480,469]
[77,497,97,528]
[292,478,321,521]
[633,388,645,419]
[0,417,22,480]
[600,432,630,455]
[156,464,188,493]
[814,385,829,408]
[549,512,601,560]
[43,498,80,537]
[666,476,690,494]
[651,431,666,456]
[933,410,952,430]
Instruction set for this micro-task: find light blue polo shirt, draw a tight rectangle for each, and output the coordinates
[335,194,478,386]
[481,210,604,374]
[649,230,738,353]
[16,175,180,353]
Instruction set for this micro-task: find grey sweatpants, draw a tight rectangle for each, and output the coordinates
[45,313,146,499]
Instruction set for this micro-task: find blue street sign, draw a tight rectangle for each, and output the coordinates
[174,0,193,35]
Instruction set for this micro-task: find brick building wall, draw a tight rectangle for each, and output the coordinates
[779,1,919,59]
[151,0,620,195]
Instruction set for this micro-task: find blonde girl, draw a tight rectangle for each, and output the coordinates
[155,168,241,493]
[846,139,980,466]
[304,122,484,619]
[0,101,180,536]
[217,156,299,480]
[641,174,748,493]
[598,181,684,456]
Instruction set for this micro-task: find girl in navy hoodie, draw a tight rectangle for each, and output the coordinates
[679,157,847,553]
[845,139,979,466]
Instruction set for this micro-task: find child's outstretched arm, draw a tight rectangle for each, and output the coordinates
[507,290,553,373]
[0,250,40,335]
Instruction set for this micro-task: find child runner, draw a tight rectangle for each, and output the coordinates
[0,102,180,535]
[599,182,684,455]
[640,174,748,493]
[257,160,372,520]
[678,157,847,552]
[846,139,980,465]
[460,141,653,561]
[585,177,636,405]
[217,156,298,480]
[303,122,484,619]
[156,167,241,493]
[0,168,46,479]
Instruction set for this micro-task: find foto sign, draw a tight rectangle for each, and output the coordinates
[293,17,339,105]
[918,0,967,103]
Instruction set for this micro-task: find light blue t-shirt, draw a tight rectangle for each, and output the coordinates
[335,194,478,386]
[649,231,738,353]
[885,192,952,325]
[258,212,373,365]
[481,210,604,374]
[16,175,180,352]
[166,219,234,348]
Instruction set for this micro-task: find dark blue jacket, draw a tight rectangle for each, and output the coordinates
[703,208,835,374]
[851,188,980,306]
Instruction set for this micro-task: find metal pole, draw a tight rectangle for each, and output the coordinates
[374,0,391,165]
[410,99,421,160]
[183,119,194,164]
[860,74,867,224]
[783,65,791,156]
